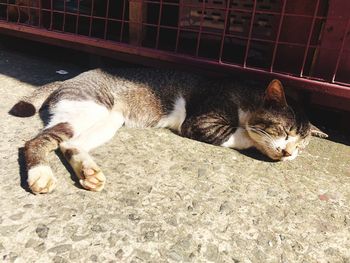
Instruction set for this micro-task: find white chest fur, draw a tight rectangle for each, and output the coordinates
[156,97,186,132]
[221,109,253,150]
[238,108,251,126]
[221,127,254,149]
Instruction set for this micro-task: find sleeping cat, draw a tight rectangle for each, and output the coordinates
[10,68,327,194]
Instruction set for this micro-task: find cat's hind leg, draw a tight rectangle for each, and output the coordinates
[60,111,125,191]
[25,99,122,194]
[59,145,105,192]
[25,122,74,194]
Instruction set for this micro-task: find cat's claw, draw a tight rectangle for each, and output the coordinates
[79,164,106,192]
[27,165,57,194]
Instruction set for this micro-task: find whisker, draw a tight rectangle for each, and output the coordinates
[288,105,296,122]
[247,126,278,149]
[247,126,274,142]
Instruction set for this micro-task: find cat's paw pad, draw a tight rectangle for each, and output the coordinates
[79,162,106,192]
[27,165,56,194]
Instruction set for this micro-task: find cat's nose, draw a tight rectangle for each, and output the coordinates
[282,149,292,157]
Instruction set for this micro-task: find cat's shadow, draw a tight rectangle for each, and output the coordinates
[55,150,84,189]
[237,148,277,162]
[18,147,31,193]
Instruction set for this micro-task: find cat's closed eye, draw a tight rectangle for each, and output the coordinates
[282,128,289,140]
[270,125,288,138]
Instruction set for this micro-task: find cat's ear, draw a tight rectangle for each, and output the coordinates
[264,79,287,107]
[310,123,328,138]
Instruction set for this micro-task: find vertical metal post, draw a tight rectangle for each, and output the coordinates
[332,18,350,82]
[270,0,287,72]
[195,0,206,57]
[175,0,183,52]
[129,0,147,45]
[104,0,111,39]
[300,0,320,77]
[243,0,257,68]
[62,0,67,31]
[75,0,81,34]
[219,0,231,63]
[120,0,127,42]
[89,0,95,37]
[49,0,53,30]
[156,0,164,49]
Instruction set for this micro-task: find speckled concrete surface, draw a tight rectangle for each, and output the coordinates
[1,42,350,263]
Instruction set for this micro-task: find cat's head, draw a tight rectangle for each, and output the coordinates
[246,79,328,161]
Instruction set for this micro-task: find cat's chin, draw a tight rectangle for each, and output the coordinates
[252,141,300,161]
[280,149,299,161]
[258,149,299,162]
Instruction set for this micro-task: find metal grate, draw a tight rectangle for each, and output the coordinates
[180,0,280,37]
[0,0,349,99]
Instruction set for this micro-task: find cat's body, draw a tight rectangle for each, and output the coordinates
[11,68,327,194]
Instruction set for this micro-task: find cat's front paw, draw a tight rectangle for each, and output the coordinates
[79,161,106,192]
[27,165,57,194]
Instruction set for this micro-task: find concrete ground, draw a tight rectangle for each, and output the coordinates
[0,39,350,263]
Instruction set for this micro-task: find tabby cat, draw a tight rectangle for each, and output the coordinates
[10,68,327,194]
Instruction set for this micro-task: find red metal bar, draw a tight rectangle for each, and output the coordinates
[270,0,287,72]
[2,13,343,52]
[50,0,53,30]
[218,0,231,62]
[0,22,348,98]
[195,0,206,57]
[27,1,31,24]
[332,18,350,82]
[243,0,257,68]
[310,0,350,82]
[62,0,67,32]
[4,1,337,21]
[75,0,81,34]
[175,2,328,20]
[89,0,95,37]
[32,1,345,21]
[22,12,336,53]
[174,0,182,52]
[104,0,110,39]
[82,0,332,23]
[300,0,320,77]
[155,0,164,49]
[120,0,127,42]
[38,0,42,26]
[33,13,343,53]
[6,0,9,21]
[34,8,117,21]
[17,2,21,23]
[32,4,331,20]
